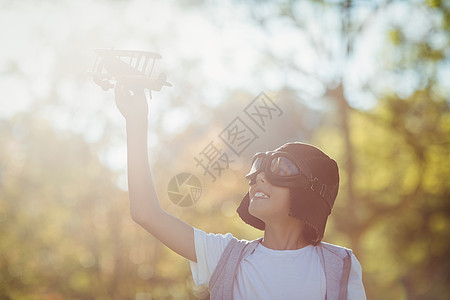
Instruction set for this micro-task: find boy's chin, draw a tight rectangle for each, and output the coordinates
[248,205,265,221]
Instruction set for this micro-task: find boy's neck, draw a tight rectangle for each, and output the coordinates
[261,222,308,250]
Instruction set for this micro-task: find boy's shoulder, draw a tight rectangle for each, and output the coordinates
[317,241,353,259]
[224,235,262,251]
[230,239,352,251]
[224,237,353,259]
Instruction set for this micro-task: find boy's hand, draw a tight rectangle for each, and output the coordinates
[114,83,148,125]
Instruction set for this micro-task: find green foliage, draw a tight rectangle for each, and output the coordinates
[1,0,449,299]
[312,87,450,299]
[426,0,442,9]
[0,113,201,299]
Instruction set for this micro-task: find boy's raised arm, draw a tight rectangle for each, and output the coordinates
[115,84,196,263]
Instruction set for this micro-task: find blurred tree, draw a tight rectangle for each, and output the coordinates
[237,0,450,299]
[0,112,202,299]
[353,2,449,298]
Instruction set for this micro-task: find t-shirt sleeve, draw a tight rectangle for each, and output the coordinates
[348,253,367,300]
[189,227,234,287]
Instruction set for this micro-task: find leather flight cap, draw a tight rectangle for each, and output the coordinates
[236,142,340,238]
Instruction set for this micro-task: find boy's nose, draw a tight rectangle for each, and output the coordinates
[256,172,267,184]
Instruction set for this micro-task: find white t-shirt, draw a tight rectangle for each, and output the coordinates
[190,228,366,300]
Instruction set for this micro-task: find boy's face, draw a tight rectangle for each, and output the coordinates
[248,171,292,224]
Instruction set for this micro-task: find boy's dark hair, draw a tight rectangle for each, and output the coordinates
[237,142,340,245]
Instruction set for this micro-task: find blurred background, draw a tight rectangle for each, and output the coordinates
[1,0,449,299]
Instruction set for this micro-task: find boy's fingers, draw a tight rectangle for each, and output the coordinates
[115,83,133,99]
[134,89,145,98]
[114,82,146,102]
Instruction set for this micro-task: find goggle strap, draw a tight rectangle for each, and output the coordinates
[310,177,333,211]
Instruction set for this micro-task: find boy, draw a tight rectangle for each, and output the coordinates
[115,85,366,299]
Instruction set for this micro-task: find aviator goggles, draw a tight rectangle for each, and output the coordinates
[245,151,314,188]
[245,151,332,204]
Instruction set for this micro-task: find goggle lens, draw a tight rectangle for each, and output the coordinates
[245,150,331,207]
[249,157,263,175]
[248,154,300,178]
[270,156,300,176]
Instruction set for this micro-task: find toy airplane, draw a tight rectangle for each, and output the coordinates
[89,49,172,97]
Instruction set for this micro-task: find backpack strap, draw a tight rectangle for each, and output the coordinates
[209,237,239,297]
[209,238,261,300]
[318,242,353,300]
[339,253,352,300]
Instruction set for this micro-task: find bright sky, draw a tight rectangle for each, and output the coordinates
[0,0,446,178]
[0,0,381,118]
